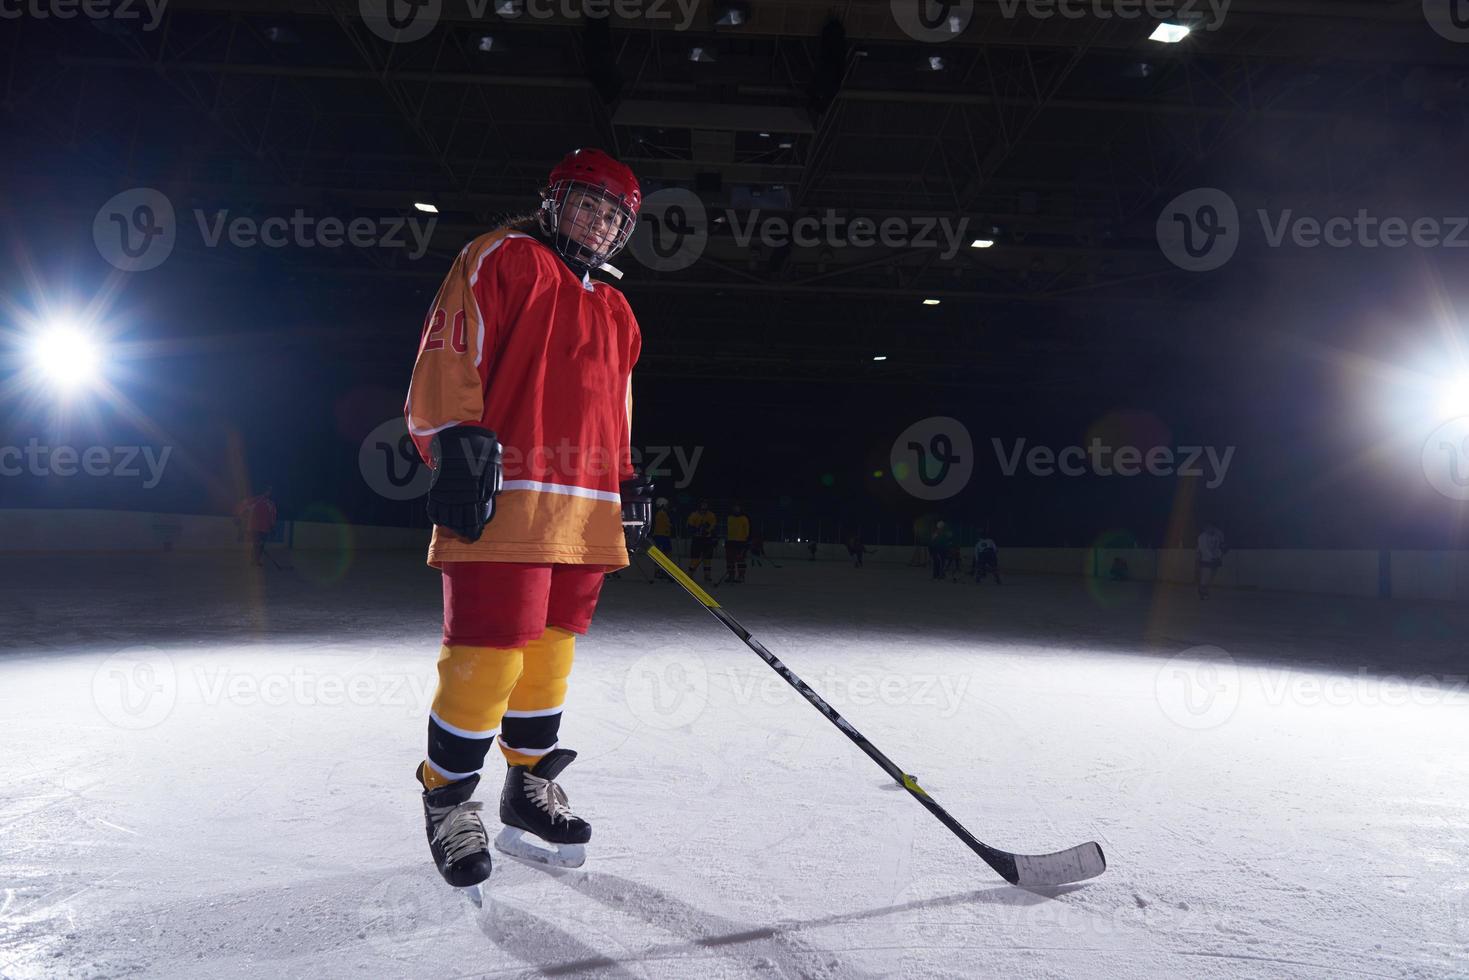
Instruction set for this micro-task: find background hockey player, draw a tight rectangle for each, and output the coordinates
[747,529,770,567]
[234,486,277,567]
[403,148,652,893]
[975,532,1001,584]
[1197,523,1227,599]
[686,499,717,582]
[929,520,953,580]
[724,501,750,583]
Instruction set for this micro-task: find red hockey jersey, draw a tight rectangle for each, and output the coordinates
[405,229,640,568]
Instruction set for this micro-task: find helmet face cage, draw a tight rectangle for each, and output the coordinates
[539,178,638,271]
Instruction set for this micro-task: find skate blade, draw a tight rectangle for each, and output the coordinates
[462,883,484,908]
[493,827,586,869]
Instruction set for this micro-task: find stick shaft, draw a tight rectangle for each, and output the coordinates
[642,545,1024,882]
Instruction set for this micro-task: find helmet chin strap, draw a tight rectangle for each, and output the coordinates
[551,232,597,275]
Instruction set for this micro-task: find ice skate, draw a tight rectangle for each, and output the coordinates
[417,763,493,903]
[495,749,591,868]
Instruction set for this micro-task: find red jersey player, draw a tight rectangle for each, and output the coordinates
[403,149,653,895]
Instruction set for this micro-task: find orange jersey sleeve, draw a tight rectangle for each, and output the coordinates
[404,230,528,467]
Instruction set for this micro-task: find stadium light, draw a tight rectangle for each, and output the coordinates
[1435,374,1469,419]
[1149,23,1192,43]
[29,322,102,394]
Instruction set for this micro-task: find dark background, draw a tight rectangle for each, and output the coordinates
[1,1,1467,548]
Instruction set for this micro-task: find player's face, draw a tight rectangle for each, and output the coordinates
[558,188,628,253]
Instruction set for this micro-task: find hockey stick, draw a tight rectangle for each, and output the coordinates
[644,545,1106,888]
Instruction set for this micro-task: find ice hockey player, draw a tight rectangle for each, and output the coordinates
[686,499,717,582]
[724,501,750,583]
[974,532,1001,584]
[1197,523,1227,599]
[929,520,953,580]
[402,148,653,892]
[234,486,277,567]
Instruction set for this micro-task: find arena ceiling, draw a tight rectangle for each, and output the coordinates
[4,0,1467,386]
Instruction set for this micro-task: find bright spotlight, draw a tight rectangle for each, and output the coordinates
[30,324,102,393]
[1149,23,1192,43]
[1435,374,1469,419]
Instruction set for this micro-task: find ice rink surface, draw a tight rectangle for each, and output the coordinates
[2,549,1467,979]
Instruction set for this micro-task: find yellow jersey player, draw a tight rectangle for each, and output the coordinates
[685,499,717,582]
[725,502,750,583]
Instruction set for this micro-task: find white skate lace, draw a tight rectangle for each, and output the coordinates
[523,773,575,824]
[431,800,487,864]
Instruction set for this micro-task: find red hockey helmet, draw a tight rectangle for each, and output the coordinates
[540,148,642,272]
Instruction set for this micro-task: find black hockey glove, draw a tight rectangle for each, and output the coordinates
[427,425,503,543]
[620,470,655,555]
